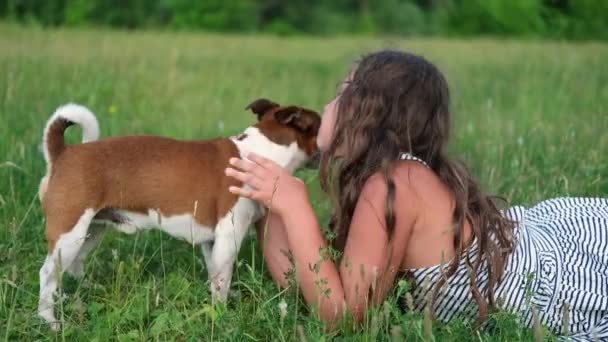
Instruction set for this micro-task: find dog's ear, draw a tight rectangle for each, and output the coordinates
[245,98,280,121]
[274,106,321,134]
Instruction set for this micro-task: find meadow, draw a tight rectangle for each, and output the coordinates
[0,23,607,340]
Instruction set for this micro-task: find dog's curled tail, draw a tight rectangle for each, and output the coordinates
[43,103,100,164]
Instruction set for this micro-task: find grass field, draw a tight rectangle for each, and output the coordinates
[1,23,607,340]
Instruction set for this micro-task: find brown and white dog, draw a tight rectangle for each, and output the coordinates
[37,99,321,330]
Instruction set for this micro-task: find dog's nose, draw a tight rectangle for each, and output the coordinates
[305,151,321,169]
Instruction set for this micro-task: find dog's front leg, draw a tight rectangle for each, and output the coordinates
[208,198,256,302]
[209,229,245,302]
[201,241,215,276]
[209,238,238,303]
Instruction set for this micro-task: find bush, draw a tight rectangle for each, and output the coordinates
[370,0,428,36]
[566,0,608,40]
[442,0,547,37]
[165,0,257,32]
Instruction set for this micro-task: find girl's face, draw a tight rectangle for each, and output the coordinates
[317,75,351,152]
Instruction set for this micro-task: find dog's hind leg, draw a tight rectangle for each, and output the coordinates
[38,208,95,331]
[65,223,105,279]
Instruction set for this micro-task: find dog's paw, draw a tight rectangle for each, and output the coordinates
[49,321,61,332]
[38,309,61,332]
[210,285,229,304]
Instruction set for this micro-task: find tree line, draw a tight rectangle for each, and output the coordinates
[1,0,606,40]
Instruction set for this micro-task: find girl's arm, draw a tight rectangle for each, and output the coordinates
[275,174,414,325]
[227,154,416,327]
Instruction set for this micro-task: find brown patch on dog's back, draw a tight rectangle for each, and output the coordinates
[42,136,243,250]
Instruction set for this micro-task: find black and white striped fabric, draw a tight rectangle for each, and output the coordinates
[399,153,608,341]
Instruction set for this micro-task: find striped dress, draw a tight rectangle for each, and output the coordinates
[399,153,608,340]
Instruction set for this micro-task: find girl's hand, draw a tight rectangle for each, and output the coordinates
[225,152,308,214]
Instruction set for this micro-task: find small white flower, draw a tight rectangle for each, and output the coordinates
[111,249,118,260]
[466,123,474,133]
[278,299,288,319]
[517,136,524,146]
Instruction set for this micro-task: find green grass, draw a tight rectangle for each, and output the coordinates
[1,23,607,340]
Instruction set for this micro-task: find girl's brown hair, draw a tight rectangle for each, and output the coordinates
[319,50,515,322]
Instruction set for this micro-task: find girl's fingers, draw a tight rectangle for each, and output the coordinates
[225,168,265,189]
[230,157,270,179]
[228,186,254,198]
[229,157,254,172]
[225,167,249,182]
[248,153,276,170]
[248,177,265,190]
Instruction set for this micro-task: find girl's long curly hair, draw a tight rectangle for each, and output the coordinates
[319,50,515,322]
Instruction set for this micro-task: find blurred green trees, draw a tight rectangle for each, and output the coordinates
[1,0,606,40]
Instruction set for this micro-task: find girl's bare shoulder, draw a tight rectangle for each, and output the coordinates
[359,161,451,226]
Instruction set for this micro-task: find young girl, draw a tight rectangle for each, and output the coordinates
[225,50,608,340]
